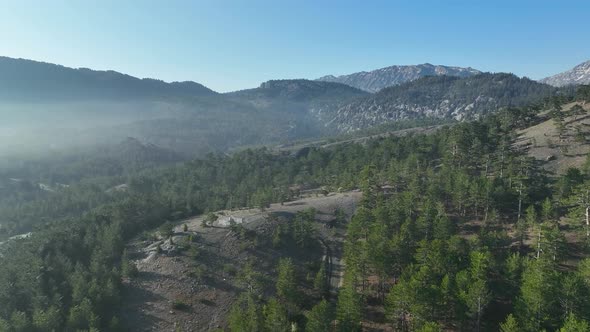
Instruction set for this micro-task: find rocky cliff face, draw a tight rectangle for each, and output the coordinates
[540,60,590,87]
[317,63,481,92]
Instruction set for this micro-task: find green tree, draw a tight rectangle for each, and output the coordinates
[32,306,62,332]
[560,313,590,332]
[499,314,520,332]
[10,311,31,332]
[516,258,559,331]
[264,298,290,332]
[417,321,443,332]
[228,294,263,332]
[67,298,99,331]
[159,221,174,237]
[239,262,262,296]
[336,284,362,332]
[306,299,333,332]
[276,258,298,305]
[313,263,328,297]
[559,273,590,320]
[360,164,378,209]
[121,249,138,278]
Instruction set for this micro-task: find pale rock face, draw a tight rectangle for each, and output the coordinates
[317,63,481,92]
[540,60,590,87]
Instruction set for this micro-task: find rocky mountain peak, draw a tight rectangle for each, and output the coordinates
[540,60,590,87]
[317,63,481,92]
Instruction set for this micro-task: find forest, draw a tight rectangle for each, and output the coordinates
[1,86,590,331]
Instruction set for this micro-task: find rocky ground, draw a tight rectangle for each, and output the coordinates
[516,102,590,174]
[121,191,361,331]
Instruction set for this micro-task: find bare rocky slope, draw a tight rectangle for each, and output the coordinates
[122,191,361,331]
[317,63,481,92]
[540,60,590,87]
[516,101,590,174]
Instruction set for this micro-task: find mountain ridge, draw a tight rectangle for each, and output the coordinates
[0,56,569,155]
[312,73,558,132]
[0,56,217,101]
[540,60,590,87]
[317,63,481,92]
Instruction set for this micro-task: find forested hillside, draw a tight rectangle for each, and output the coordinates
[1,85,590,331]
[317,73,564,132]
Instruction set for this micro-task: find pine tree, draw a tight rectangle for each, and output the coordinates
[559,313,590,332]
[10,311,31,332]
[516,258,559,331]
[264,298,290,332]
[336,284,362,332]
[313,263,328,297]
[417,321,443,332]
[121,249,138,278]
[306,299,333,332]
[228,294,263,332]
[276,258,298,306]
[499,314,520,332]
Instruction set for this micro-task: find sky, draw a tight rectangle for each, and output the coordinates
[1,0,590,92]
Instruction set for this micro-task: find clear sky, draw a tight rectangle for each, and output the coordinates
[1,0,589,92]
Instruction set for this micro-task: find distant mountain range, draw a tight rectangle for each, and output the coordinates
[317,63,481,92]
[312,73,557,132]
[0,56,573,155]
[0,57,367,155]
[0,56,216,101]
[540,60,590,87]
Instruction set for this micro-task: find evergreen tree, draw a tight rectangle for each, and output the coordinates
[560,313,590,332]
[306,299,333,332]
[500,314,520,332]
[313,263,328,297]
[264,298,290,332]
[276,258,298,306]
[228,294,263,332]
[336,284,362,332]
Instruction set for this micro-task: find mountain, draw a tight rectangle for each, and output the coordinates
[0,56,217,101]
[0,58,343,156]
[317,63,481,92]
[540,60,590,87]
[0,57,566,156]
[313,73,557,132]
[227,79,367,112]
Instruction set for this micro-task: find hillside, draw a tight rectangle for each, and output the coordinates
[3,90,590,331]
[317,63,481,92]
[0,56,217,101]
[314,73,558,132]
[540,60,590,87]
[226,79,368,136]
[516,101,590,174]
[0,137,185,233]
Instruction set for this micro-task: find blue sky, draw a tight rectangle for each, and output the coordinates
[1,0,589,92]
